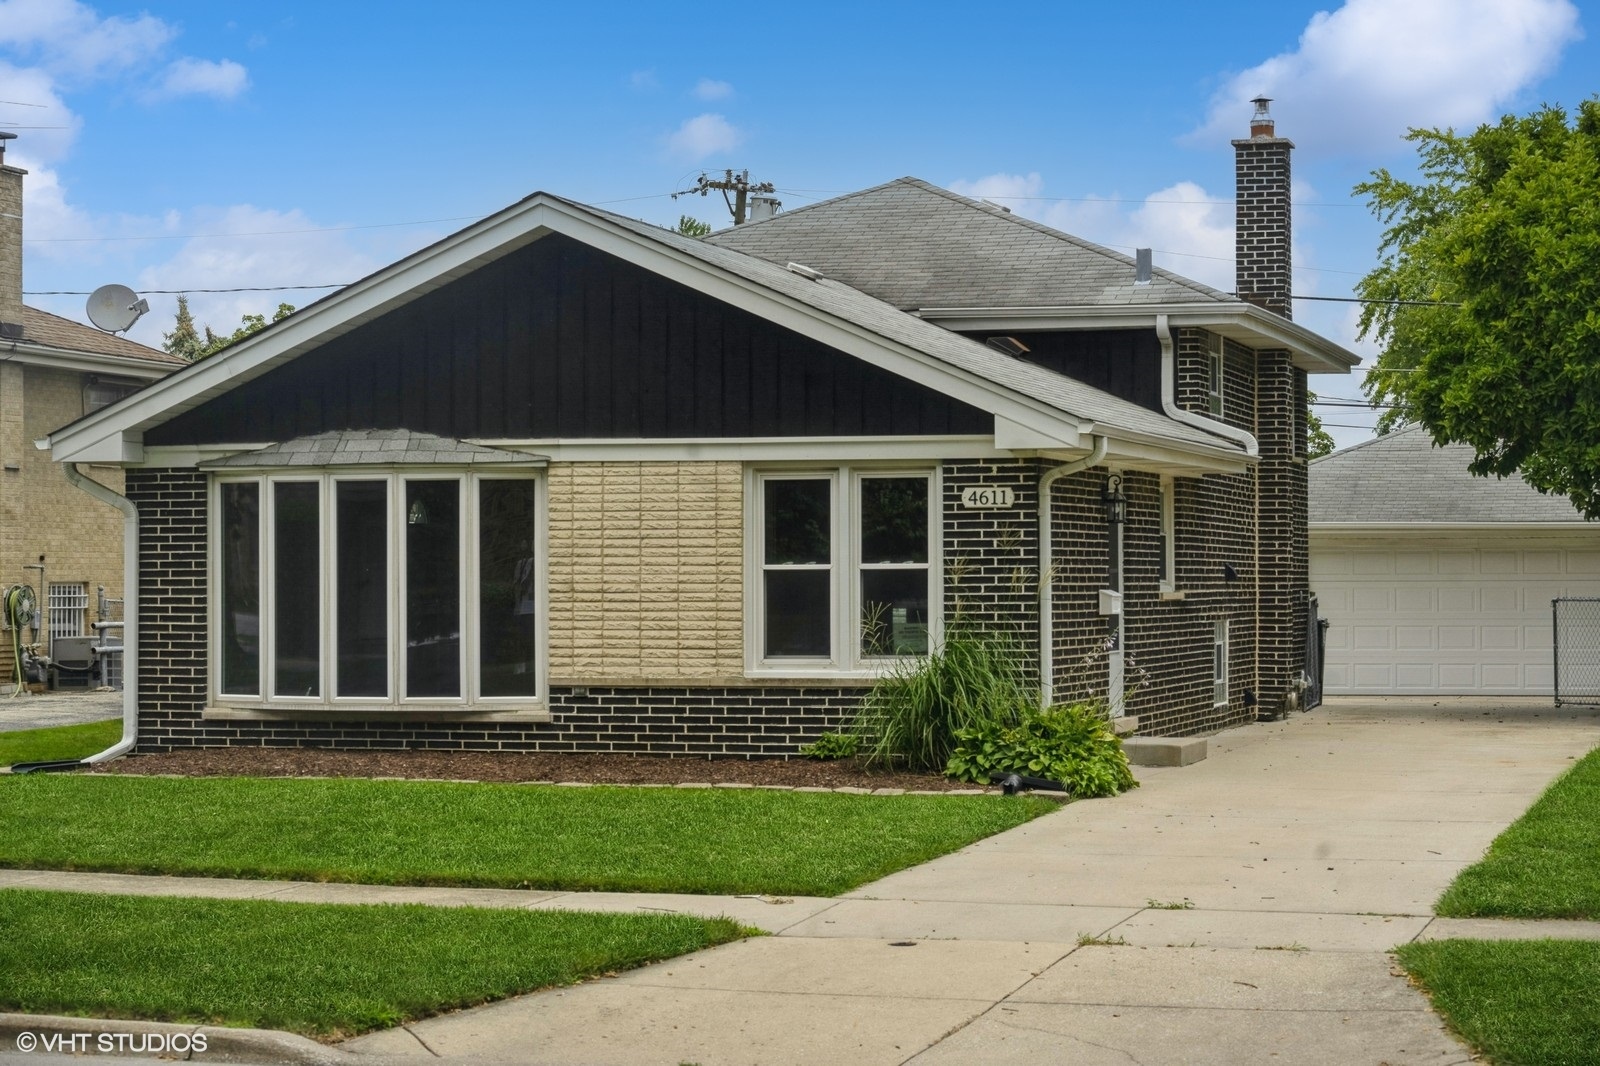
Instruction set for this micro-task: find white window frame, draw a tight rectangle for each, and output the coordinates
[1213,620,1229,707]
[1157,475,1176,594]
[1205,332,1224,418]
[745,464,941,677]
[209,469,547,714]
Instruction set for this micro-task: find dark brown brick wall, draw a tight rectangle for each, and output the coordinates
[1233,135,1294,319]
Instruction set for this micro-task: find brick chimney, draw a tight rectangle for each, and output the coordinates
[1232,98,1293,320]
[0,132,23,331]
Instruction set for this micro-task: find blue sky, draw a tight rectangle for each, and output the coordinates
[1,0,1593,449]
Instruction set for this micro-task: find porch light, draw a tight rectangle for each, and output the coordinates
[1102,474,1127,525]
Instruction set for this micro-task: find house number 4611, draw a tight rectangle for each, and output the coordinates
[961,486,1015,509]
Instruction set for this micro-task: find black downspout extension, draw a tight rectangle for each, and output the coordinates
[9,759,89,774]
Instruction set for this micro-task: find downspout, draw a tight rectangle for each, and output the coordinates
[1039,435,1108,707]
[14,462,138,770]
[1156,314,1258,457]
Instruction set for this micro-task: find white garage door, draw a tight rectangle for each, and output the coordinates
[1312,543,1600,695]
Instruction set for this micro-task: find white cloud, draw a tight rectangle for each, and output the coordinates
[665,113,742,162]
[145,57,249,101]
[1190,0,1582,155]
[0,0,173,82]
[692,77,732,101]
[948,171,1043,202]
[125,205,387,348]
[0,61,79,161]
[629,68,658,91]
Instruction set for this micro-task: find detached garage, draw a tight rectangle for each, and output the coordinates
[1310,427,1600,696]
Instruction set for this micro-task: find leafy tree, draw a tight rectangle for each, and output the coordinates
[164,300,296,361]
[161,295,207,361]
[1355,100,1600,516]
[674,215,712,238]
[1306,393,1335,459]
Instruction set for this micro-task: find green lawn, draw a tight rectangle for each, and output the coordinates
[0,720,120,767]
[0,888,747,1037]
[1436,747,1600,919]
[1396,939,1600,1066]
[0,774,1054,896]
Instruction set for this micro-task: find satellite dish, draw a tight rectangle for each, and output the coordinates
[86,284,150,334]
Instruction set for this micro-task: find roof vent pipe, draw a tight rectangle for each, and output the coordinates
[1135,248,1152,285]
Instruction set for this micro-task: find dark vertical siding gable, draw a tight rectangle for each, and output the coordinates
[958,329,1163,414]
[146,235,993,447]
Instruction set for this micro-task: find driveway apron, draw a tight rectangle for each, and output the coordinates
[342,696,1599,1066]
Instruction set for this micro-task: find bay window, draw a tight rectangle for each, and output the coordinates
[213,471,542,710]
[752,467,936,673]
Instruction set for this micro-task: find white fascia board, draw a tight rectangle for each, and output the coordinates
[4,343,178,379]
[1100,436,1251,476]
[445,435,1009,464]
[916,303,1361,375]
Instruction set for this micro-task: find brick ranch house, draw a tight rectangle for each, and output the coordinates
[0,133,182,688]
[45,105,1356,761]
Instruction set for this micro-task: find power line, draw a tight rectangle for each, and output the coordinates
[26,284,343,295]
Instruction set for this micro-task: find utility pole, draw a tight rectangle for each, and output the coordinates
[673,169,775,226]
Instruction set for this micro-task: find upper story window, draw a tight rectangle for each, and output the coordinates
[83,376,141,414]
[1205,333,1224,418]
[213,471,543,711]
[751,467,937,674]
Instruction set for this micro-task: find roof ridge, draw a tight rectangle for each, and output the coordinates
[706,176,923,234]
[1310,422,1428,465]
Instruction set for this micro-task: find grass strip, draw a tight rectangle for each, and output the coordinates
[0,720,121,767]
[0,887,746,1037]
[1437,747,1600,918]
[1396,939,1600,1066]
[0,775,1054,896]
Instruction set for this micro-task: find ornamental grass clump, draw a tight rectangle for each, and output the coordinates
[851,623,1035,772]
[945,701,1137,798]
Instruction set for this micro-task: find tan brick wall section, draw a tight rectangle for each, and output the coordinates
[547,461,743,680]
[0,365,127,678]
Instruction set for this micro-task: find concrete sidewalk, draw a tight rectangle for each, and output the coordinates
[329,696,1597,1066]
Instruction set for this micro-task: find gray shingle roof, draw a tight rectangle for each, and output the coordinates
[703,177,1237,310]
[1309,425,1590,524]
[581,200,1242,454]
[199,429,544,469]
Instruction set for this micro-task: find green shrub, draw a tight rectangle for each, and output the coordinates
[851,623,1035,772]
[798,731,859,760]
[945,702,1137,798]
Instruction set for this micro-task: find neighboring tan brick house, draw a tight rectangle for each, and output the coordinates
[46,105,1356,757]
[0,133,183,687]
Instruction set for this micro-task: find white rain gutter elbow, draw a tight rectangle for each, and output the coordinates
[1156,314,1258,458]
[62,462,138,765]
[1038,435,1109,707]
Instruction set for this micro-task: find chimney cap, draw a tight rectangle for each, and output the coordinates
[0,130,13,165]
[1249,97,1275,138]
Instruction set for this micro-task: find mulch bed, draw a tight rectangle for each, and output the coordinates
[88,748,995,792]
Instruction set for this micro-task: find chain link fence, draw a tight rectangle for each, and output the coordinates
[1554,597,1600,706]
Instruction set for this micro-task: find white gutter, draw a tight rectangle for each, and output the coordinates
[61,462,138,764]
[1155,314,1258,459]
[1039,436,1109,706]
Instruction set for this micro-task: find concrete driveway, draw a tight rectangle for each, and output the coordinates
[344,696,1600,1066]
[0,690,119,733]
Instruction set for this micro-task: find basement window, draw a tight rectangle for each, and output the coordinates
[1213,620,1229,707]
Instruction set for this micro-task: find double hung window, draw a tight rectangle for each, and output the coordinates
[1205,333,1225,418]
[753,468,936,673]
[215,472,542,709]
